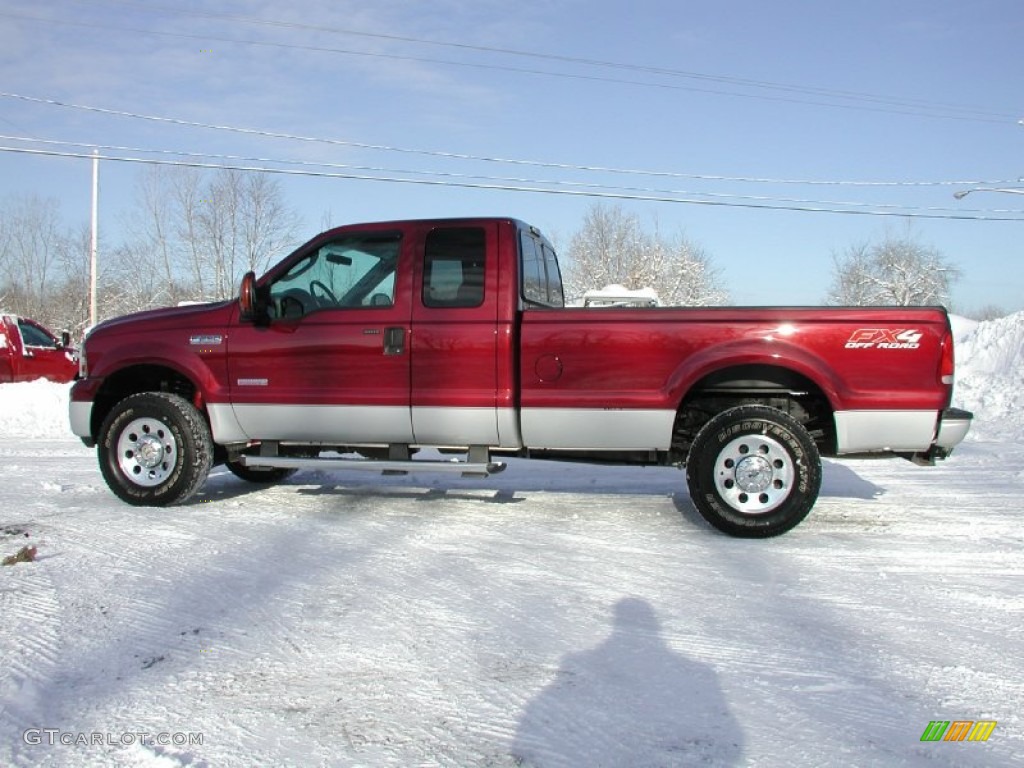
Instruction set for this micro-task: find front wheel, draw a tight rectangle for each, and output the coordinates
[97,392,213,506]
[685,405,821,537]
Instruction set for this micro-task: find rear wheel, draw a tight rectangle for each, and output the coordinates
[686,405,821,537]
[98,392,213,506]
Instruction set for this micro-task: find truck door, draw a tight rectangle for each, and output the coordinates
[0,319,12,381]
[410,223,510,447]
[13,318,73,382]
[227,229,414,443]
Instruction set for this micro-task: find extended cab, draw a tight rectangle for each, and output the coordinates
[69,218,971,537]
[1,313,78,383]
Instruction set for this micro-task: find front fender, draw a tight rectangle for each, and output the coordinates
[90,332,229,398]
[74,338,231,443]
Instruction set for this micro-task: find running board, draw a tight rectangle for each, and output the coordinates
[239,455,507,478]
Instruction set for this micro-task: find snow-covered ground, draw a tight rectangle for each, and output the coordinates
[1,315,1022,767]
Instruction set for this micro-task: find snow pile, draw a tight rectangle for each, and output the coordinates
[952,310,1024,440]
[948,312,979,343]
[0,379,74,439]
[0,311,1021,441]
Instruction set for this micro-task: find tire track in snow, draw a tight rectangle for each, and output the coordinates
[0,547,63,719]
[0,469,418,766]
[0,528,65,767]
[33,473,453,767]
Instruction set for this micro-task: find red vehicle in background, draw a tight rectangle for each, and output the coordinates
[0,313,78,383]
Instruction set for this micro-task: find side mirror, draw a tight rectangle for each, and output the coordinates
[60,331,71,348]
[239,271,257,322]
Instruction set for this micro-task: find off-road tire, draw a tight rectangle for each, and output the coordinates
[98,392,213,506]
[686,404,821,537]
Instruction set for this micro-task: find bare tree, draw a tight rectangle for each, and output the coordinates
[1,168,300,332]
[172,167,208,299]
[0,195,83,330]
[239,172,299,276]
[123,166,300,305]
[47,224,93,334]
[826,227,959,306]
[119,166,189,308]
[562,204,728,306]
[189,170,301,300]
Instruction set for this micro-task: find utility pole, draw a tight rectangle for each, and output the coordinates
[90,149,99,327]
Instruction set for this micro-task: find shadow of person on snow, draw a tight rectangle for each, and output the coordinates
[510,598,744,767]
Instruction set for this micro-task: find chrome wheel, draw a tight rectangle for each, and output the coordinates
[116,416,179,487]
[713,433,795,515]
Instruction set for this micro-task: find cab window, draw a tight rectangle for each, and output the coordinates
[269,232,401,318]
[422,227,486,308]
[18,320,57,348]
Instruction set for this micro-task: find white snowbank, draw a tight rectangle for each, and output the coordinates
[1,311,1020,441]
[0,379,74,439]
[947,312,979,342]
[952,310,1024,440]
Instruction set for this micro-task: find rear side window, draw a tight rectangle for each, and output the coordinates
[423,227,486,308]
[520,233,545,304]
[520,230,564,307]
[541,241,564,307]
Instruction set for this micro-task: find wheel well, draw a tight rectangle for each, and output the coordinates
[671,364,835,460]
[91,365,199,437]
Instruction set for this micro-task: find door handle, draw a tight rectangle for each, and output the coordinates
[384,327,406,356]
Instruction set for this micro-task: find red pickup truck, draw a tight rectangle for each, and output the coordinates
[69,217,971,537]
[1,313,78,383]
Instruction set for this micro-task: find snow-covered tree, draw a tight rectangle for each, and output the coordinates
[562,204,728,306]
[826,229,959,306]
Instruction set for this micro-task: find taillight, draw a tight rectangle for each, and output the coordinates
[939,330,955,387]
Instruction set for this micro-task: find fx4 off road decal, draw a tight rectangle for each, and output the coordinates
[845,328,923,350]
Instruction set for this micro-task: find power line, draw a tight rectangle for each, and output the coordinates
[3,144,1023,222]
[3,134,1016,217]
[70,0,1017,122]
[1,92,1016,189]
[1,9,1016,125]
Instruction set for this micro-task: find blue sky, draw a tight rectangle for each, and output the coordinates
[1,0,1022,313]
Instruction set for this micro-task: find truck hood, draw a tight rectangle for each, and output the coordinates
[89,300,235,337]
